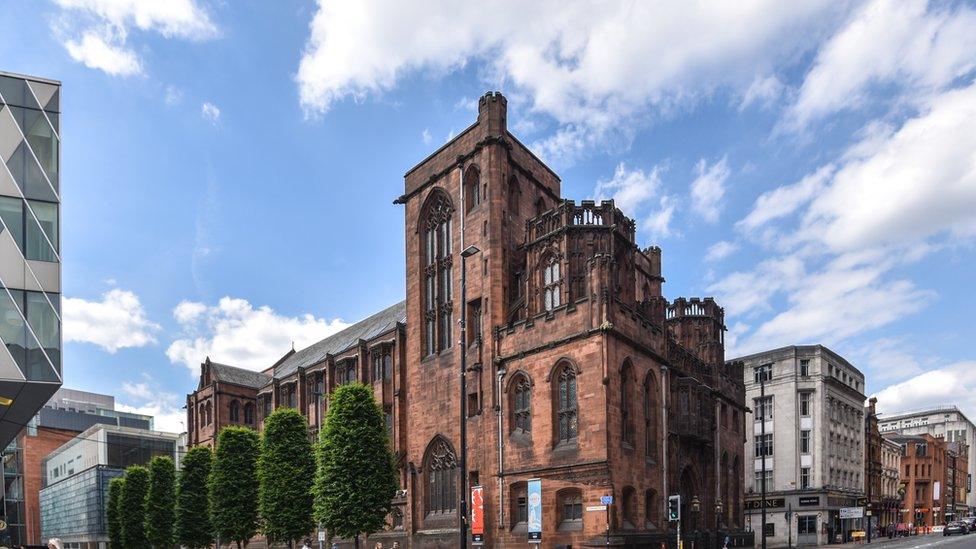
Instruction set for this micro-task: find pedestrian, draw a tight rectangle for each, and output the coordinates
[301,539,312,549]
[331,542,339,549]
[47,539,63,549]
[391,543,400,549]
[374,543,384,549]
[723,535,730,548]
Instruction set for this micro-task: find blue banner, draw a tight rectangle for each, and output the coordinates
[527,478,542,543]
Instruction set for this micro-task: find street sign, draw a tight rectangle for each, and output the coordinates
[318,531,325,542]
[840,507,864,519]
[601,495,614,505]
[587,505,608,512]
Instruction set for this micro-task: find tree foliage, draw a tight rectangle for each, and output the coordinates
[120,465,150,548]
[314,383,398,541]
[260,408,316,546]
[145,455,177,548]
[176,445,214,548]
[107,476,125,549]
[210,426,261,548]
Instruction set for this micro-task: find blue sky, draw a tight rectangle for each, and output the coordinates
[2,0,975,431]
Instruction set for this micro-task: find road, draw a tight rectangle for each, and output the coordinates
[857,533,976,548]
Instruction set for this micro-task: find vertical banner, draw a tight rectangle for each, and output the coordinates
[527,478,543,543]
[934,481,941,501]
[471,485,485,544]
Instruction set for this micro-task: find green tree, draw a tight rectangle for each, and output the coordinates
[120,465,150,548]
[107,476,125,549]
[259,408,316,548]
[177,445,214,548]
[314,383,398,548]
[145,455,177,548]
[210,426,261,548]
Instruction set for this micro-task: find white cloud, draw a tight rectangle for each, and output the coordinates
[690,157,730,223]
[166,297,351,374]
[642,195,678,242]
[736,165,833,234]
[421,128,432,145]
[117,379,186,433]
[164,85,184,106]
[201,102,221,124]
[53,0,217,76]
[296,1,841,161]
[63,289,161,353]
[64,27,142,76]
[708,254,805,318]
[705,240,738,262]
[593,163,677,241]
[874,361,976,420]
[787,0,976,128]
[739,75,785,110]
[857,338,924,383]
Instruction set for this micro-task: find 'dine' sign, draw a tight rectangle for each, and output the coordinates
[528,478,543,543]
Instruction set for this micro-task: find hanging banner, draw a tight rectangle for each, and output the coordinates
[527,478,543,543]
[471,485,485,544]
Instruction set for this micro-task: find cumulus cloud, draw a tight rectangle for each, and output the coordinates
[296,1,841,162]
[690,157,730,223]
[874,361,976,420]
[166,297,350,374]
[787,0,976,129]
[52,0,218,76]
[63,289,161,353]
[201,102,221,124]
[739,75,785,110]
[736,165,834,235]
[593,163,677,241]
[705,241,738,262]
[117,379,186,433]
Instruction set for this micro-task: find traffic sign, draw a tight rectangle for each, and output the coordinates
[601,495,614,505]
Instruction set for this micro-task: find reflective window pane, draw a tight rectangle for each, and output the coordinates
[25,200,57,261]
[0,197,23,252]
[0,288,26,373]
[26,290,60,380]
[0,76,25,107]
[24,109,58,195]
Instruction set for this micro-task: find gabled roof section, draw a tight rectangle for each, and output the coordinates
[209,360,274,390]
[273,301,406,380]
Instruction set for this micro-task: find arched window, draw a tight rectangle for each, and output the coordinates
[732,455,741,527]
[205,402,212,425]
[557,488,582,530]
[510,481,528,528]
[721,452,730,526]
[464,166,481,212]
[508,176,520,215]
[644,372,658,460]
[421,191,454,356]
[243,402,255,425]
[423,437,458,516]
[510,373,531,434]
[621,486,636,529]
[644,489,658,527]
[535,197,546,217]
[542,255,561,311]
[198,404,205,427]
[621,361,635,445]
[229,400,240,423]
[554,363,578,443]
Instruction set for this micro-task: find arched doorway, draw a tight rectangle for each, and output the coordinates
[679,465,700,532]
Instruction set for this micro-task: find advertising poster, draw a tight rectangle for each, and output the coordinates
[471,485,485,544]
[527,478,543,543]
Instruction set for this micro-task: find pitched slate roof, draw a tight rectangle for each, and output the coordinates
[272,301,406,380]
[209,361,274,390]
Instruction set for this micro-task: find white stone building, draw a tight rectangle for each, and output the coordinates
[733,345,866,547]
[878,406,975,511]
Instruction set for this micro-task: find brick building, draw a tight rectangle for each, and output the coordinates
[887,433,958,528]
[187,92,747,547]
[865,398,883,534]
[879,437,902,531]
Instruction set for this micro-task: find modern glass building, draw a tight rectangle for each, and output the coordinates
[0,70,63,448]
[39,425,180,548]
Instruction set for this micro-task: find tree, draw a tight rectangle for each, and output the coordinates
[120,465,150,548]
[107,476,125,549]
[314,383,398,548]
[260,408,316,548]
[210,426,261,548]
[145,455,177,548]
[177,445,214,548]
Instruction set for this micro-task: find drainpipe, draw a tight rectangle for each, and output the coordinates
[497,367,506,528]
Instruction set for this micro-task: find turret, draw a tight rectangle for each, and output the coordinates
[477,91,507,137]
[665,297,726,369]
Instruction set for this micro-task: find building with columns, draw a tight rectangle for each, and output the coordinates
[187,92,747,548]
[880,436,903,531]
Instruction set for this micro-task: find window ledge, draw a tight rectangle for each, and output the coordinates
[557,520,582,532]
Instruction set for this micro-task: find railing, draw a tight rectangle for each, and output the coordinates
[526,200,635,242]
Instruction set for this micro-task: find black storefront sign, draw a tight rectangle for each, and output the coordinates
[745,498,785,510]
[798,496,820,507]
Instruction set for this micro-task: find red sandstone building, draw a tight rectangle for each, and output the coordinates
[187,92,747,547]
[887,433,969,528]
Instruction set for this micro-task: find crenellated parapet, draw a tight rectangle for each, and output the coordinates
[666,297,726,369]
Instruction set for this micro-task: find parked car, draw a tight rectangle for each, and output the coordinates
[962,517,976,532]
[944,521,968,536]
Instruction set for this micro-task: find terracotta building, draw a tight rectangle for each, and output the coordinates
[887,433,958,528]
[187,92,747,547]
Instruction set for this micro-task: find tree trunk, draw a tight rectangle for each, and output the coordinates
[354,534,360,549]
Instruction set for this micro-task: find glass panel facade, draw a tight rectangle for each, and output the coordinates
[0,197,23,251]
[0,288,26,373]
[40,466,122,541]
[105,433,175,469]
[26,290,60,380]
[25,199,57,261]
